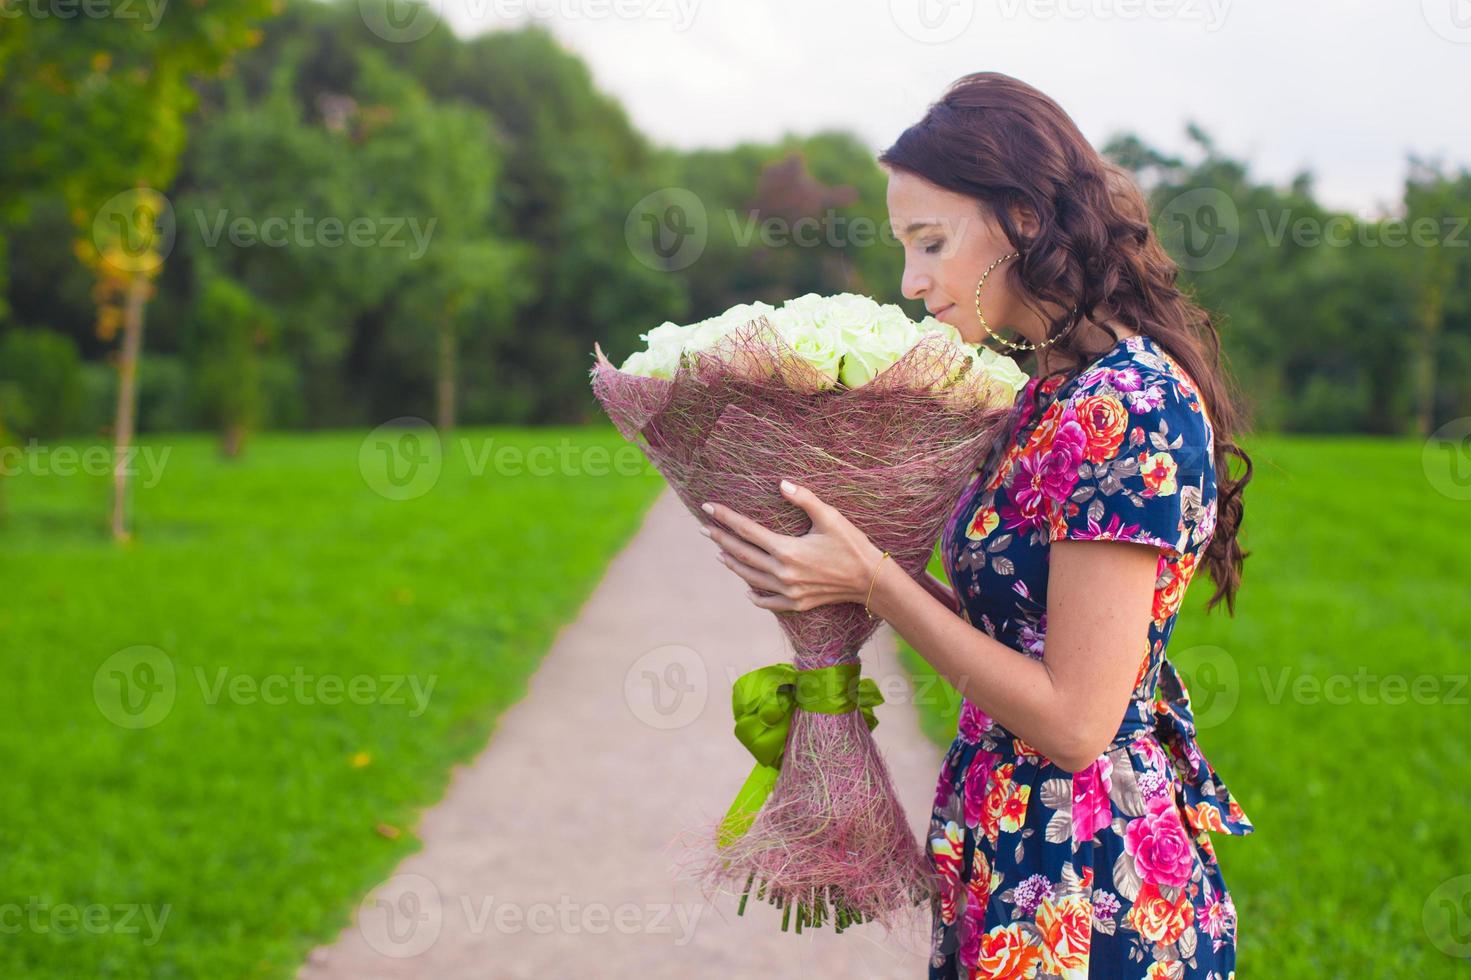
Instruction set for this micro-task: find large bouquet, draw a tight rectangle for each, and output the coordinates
[589,293,1028,933]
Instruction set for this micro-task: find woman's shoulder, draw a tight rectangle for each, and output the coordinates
[1017,335,1213,489]
[1067,337,1211,439]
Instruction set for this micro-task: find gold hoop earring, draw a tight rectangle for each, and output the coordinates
[974,250,1081,352]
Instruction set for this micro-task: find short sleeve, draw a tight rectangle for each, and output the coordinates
[1044,367,1212,557]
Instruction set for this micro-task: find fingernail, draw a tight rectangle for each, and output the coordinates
[699,526,711,538]
[701,503,714,515]
[780,480,795,494]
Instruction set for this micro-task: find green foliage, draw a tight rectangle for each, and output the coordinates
[0,0,278,220]
[0,327,84,437]
[1,0,1468,434]
[188,274,275,436]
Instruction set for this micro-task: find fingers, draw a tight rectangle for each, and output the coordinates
[715,550,785,594]
[747,589,800,612]
[703,522,781,575]
[778,480,830,529]
[700,501,788,555]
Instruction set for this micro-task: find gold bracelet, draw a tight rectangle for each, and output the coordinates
[864,550,892,621]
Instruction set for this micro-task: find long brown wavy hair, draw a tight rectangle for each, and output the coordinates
[878,71,1252,614]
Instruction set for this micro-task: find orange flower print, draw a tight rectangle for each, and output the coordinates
[966,503,1001,541]
[968,849,996,910]
[1022,405,1062,457]
[981,763,1032,841]
[1125,883,1195,945]
[1146,961,1186,980]
[1183,800,1228,835]
[1036,894,1093,977]
[1073,393,1129,464]
[987,441,1028,492]
[1012,733,1044,761]
[978,923,1044,980]
[1139,450,1178,497]
[1047,503,1070,540]
[930,820,965,925]
[1151,552,1196,626]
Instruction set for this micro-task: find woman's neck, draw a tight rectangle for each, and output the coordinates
[1035,317,1137,375]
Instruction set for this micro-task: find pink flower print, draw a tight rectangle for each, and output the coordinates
[1109,366,1143,392]
[957,884,988,967]
[1044,412,1088,490]
[959,699,993,744]
[1002,454,1054,531]
[1125,384,1166,413]
[963,750,998,830]
[934,752,958,808]
[1015,621,1046,659]
[1071,754,1115,844]
[1134,735,1168,772]
[1123,792,1196,889]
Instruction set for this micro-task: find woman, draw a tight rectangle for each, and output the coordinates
[697,72,1255,978]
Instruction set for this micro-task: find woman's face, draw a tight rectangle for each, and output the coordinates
[885,167,1035,347]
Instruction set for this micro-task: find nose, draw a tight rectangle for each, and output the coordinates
[901,261,930,303]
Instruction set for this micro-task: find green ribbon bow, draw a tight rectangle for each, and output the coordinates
[716,661,883,850]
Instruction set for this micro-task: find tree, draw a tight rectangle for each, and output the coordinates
[0,0,279,538]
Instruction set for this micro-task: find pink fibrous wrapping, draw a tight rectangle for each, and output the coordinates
[589,315,1020,933]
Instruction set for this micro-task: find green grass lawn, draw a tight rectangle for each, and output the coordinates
[4,430,1466,977]
[901,434,1471,977]
[0,426,664,978]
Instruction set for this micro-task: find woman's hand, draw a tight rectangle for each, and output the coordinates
[699,480,887,613]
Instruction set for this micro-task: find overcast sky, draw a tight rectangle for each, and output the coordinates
[427,0,1471,217]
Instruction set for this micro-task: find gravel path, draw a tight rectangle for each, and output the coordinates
[299,485,946,979]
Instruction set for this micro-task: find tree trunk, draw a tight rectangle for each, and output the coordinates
[111,274,149,541]
[436,315,457,433]
[222,422,245,459]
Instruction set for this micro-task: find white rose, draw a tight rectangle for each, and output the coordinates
[767,307,843,387]
[619,345,680,380]
[839,323,921,388]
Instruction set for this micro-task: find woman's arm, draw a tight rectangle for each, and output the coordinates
[699,482,1156,771]
[917,569,961,613]
[867,538,1160,772]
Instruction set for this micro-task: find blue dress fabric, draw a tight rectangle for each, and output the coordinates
[926,334,1254,979]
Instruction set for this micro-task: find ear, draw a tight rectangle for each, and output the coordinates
[1008,200,1041,241]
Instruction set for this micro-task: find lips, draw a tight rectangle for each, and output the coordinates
[928,304,954,318]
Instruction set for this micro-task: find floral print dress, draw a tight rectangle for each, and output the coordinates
[927,334,1254,980]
